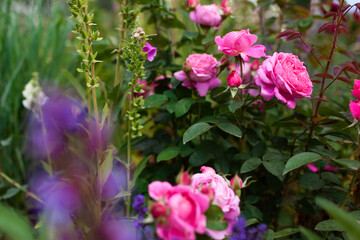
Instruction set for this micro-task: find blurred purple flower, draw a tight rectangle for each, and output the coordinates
[101,162,127,200]
[26,91,87,159]
[143,42,157,62]
[230,216,267,240]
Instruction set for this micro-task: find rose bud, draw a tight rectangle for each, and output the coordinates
[230,174,243,190]
[227,70,242,87]
[187,0,198,8]
[351,79,360,99]
[350,100,360,121]
[220,56,230,66]
[150,202,167,219]
[200,186,215,200]
[251,59,260,71]
[176,172,192,185]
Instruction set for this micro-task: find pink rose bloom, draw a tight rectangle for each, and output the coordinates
[148,181,210,240]
[174,53,221,97]
[350,100,360,120]
[255,52,312,109]
[351,79,360,99]
[192,166,240,239]
[220,0,233,16]
[307,163,338,172]
[215,29,267,62]
[190,4,222,28]
[227,70,242,87]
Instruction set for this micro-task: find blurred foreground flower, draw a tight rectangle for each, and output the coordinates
[22,73,48,110]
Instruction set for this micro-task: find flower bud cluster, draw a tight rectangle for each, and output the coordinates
[67,0,102,88]
[122,21,149,138]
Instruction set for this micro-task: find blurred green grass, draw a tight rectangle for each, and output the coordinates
[0,0,75,181]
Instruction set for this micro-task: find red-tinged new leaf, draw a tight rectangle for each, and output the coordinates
[319,56,331,62]
[286,32,301,41]
[277,30,296,39]
[337,76,351,83]
[314,73,334,79]
[341,4,351,12]
[345,62,360,74]
[356,3,360,9]
[339,24,349,37]
[318,22,335,33]
[324,11,336,18]
[333,66,345,76]
[311,80,321,84]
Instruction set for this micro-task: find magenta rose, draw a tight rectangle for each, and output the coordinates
[174,53,221,97]
[351,79,360,99]
[148,181,210,240]
[215,29,267,62]
[190,4,222,28]
[191,166,240,239]
[255,52,313,109]
[350,100,360,120]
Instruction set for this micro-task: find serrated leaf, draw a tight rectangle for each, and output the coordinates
[157,146,180,162]
[217,122,242,138]
[263,160,285,181]
[206,220,228,231]
[144,94,168,108]
[315,220,343,232]
[332,158,360,170]
[189,149,214,166]
[299,173,324,190]
[274,228,299,238]
[175,98,193,118]
[240,158,262,173]
[283,152,322,175]
[183,123,212,144]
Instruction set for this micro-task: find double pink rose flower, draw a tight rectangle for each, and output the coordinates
[350,79,360,120]
[215,29,267,62]
[190,4,222,28]
[255,52,313,109]
[148,181,210,240]
[192,166,240,239]
[148,167,241,240]
[174,53,221,97]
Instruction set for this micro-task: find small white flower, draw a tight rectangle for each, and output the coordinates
[22,77,48,111]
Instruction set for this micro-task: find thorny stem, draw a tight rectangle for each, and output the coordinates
[0,171,44,204]
[306,0,345,149]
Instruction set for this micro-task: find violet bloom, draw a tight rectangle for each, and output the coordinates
[143,42,157,62]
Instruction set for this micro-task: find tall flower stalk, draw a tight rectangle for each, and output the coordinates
[67,0,103,223]
[121,22,147,215]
